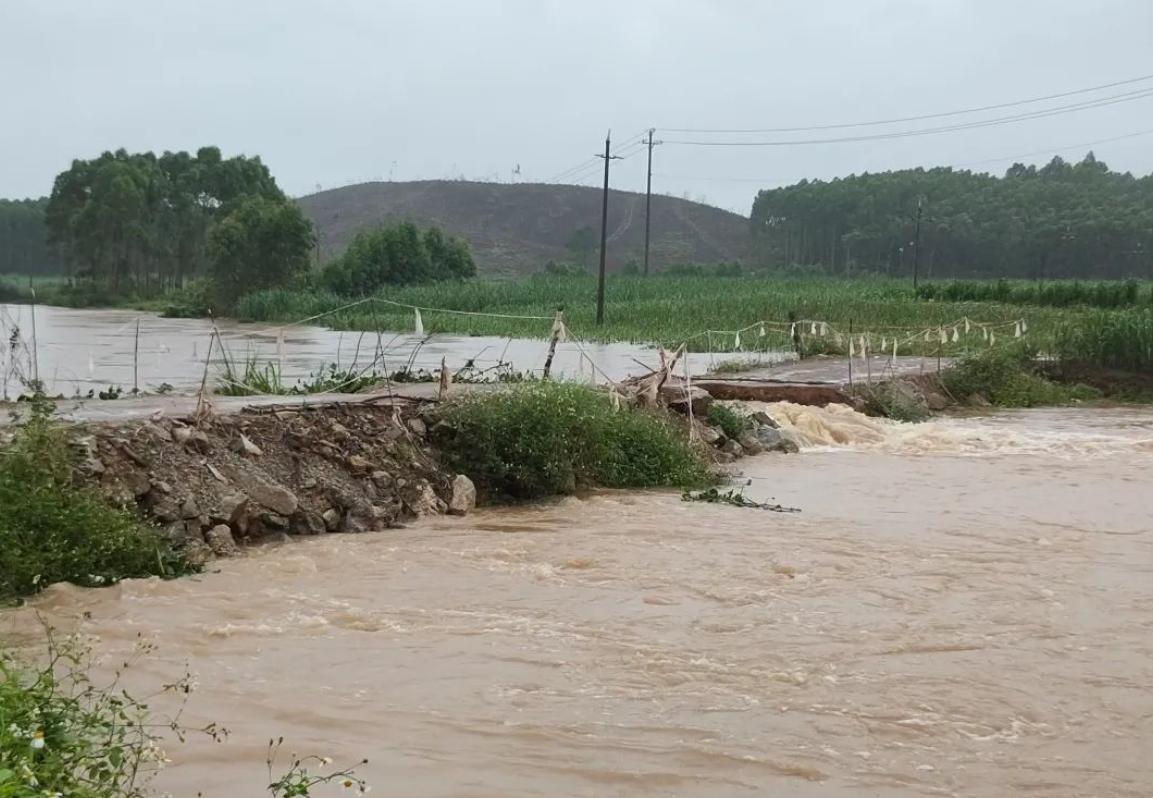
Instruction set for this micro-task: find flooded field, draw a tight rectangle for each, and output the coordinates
[5,404,1152,797]
[1,304,788,398]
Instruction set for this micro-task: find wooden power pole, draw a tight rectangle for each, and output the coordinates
[643,128,662,276]
[912,197,924,292]
[595,131,622,325]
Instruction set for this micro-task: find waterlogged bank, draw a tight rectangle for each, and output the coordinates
[0,303,786,398]
[5,405,1152,797]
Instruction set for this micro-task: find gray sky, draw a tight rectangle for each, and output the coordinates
[3,0,1152,213]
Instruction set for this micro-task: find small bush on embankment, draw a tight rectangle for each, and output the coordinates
[942,344,1097,408]
[706,403,751,439]
[0,398,193,603]
[431,382,710,500]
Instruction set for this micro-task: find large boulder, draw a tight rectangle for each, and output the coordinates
[402,479,445,517]
[205,524,240,556]
[226,469,298,516]
[659,384,713,417]
[448,475,477,516]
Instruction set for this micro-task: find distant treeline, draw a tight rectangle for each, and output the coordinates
[751,153,1153,280]
[0,198,63,275]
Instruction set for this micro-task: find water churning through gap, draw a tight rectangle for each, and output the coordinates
[5,405,1153,797]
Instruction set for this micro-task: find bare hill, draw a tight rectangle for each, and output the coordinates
[298,180,751,277]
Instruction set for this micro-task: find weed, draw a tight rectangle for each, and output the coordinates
[0,395,195,602]
[706,403,751,439]
[942,344,1098,408]
[431,382,710,500]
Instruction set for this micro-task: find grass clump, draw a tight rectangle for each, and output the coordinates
[1053,308,1153,373]
[706,403,751,439]
[431,382,710,500]
[0,397,194,603]
[942,344,1097,408]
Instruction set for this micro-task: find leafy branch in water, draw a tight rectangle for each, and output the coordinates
[266,738,370,797]
[682,486,800,513]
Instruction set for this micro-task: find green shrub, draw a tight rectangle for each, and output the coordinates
[942,344,1096,407]
[431,382,710,500]
[0,397,194,603]
[706,403,750,439]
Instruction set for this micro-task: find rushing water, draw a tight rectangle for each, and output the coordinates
[0,304,788,397]
[5,405,1153,797]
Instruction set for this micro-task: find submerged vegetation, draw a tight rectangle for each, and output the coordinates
[431,382,710,500]
[0,397,194,603]
[942,345,1098,408]
[917,279,1146,309]
[236,274,1071,351]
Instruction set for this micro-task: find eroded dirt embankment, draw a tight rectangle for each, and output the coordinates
[74,400,475,562]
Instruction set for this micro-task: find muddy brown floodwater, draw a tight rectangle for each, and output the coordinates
[5,404,1153,797]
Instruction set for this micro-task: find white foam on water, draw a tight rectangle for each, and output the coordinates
[739,401,1153,458]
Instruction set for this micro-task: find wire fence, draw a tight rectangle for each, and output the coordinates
[0,296,1030,402]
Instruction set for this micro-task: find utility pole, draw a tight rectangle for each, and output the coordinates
[912,197,924,292]
[595,130,622,325]
[643,128,662,276]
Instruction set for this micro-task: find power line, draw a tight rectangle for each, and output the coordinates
[950,127,1153,168]
[659,72,1153,134]
[663,87,1153,147]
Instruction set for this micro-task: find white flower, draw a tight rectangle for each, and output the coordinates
[30,730,45,750]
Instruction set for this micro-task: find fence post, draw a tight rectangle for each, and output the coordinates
[542,309,564,380]
[133,318,141,395]
[847,318,854,389]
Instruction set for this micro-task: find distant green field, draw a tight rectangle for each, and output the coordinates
[235,275,1131,357]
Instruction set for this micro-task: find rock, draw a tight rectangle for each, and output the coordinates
[736,431,765,456]
[659,384,713,417]
[720,439,745,458]
[750,410,779,429]
[402,480,443,517]
[151,498,181,523]
[329,422,350,441]
[321,508,342,531]
[79,454,106,477]
[123,470,152,499]
[205,524,240,556]
[227,470,298,516]
[290,511,327,536]
[152,480,172,494]
[691,421,723,446]
[346,454,373,473]
[755,425,800,454]
[142,423,172,443]
[181,540,213,567]
[341,498,377,534]
[182,430,211,454]
[922,389,950,411]
[301,477,318,490]
[260,512,289,529]
[171,427,192,445]
[214,490,249,525]
[236,433,263,457]
[407,417,428,436]
[448,474,477,516]
[714,451,737,464]
[371,470,393,488]
[180,496,200,520]
[183,519,204,540]
[968,392,991,407]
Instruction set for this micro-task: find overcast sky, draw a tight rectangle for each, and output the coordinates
[3,0,1152,213]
